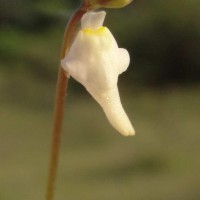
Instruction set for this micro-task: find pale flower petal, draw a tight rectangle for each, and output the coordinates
[117,48,130,74]
[61,11,135,136]
[81,11,106,29]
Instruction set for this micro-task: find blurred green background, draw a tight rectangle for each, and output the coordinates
[0,0,200,200]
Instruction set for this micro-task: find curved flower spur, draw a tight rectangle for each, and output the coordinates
[61,11,135,136]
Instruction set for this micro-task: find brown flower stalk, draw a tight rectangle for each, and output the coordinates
[45,3,90,200]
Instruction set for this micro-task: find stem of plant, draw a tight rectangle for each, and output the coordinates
[45,4,89,200]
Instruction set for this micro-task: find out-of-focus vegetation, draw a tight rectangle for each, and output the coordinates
[0,0,200,200]
[0,0,200,86]
[0,88,200,200]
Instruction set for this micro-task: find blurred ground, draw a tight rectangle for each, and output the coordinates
[0,81,200,200]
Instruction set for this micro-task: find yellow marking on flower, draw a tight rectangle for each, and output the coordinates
[83,26,107,35]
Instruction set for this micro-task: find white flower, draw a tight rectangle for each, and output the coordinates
[61,11,135,136]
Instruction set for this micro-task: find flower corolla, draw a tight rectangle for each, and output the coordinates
[61,11,135,136]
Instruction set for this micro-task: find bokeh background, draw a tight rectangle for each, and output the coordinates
[0,0,200,199]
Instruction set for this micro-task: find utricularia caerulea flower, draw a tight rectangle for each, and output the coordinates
[61,11,135,136]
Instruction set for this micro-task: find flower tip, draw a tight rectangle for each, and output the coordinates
[126,128,135,136]
[120,122,135,136]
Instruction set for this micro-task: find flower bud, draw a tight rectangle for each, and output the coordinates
[87,0,133,9]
